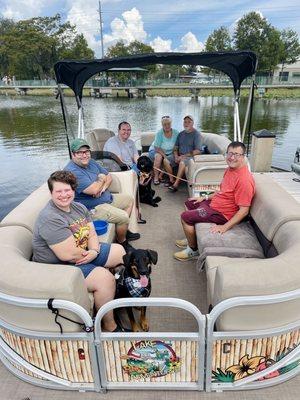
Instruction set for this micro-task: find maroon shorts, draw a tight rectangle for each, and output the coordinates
[181,199,227,226]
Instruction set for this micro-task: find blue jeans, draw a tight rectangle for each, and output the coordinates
[130,163,140,174]
[76,243,111,278]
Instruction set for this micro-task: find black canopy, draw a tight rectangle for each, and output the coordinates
[54,51,257,99]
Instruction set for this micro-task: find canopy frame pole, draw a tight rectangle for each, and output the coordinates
[233,91,241,142]
[57,84,72,159]
[242,80,255,142]
[246,79,256,156]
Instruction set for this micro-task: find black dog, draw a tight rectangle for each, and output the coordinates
[115,249,158,332]
[137,155,161,207]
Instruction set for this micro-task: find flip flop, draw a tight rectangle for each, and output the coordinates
[168,185,178,192]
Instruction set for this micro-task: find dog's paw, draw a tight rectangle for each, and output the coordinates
[154,196,162,203]
[152,203,159,207]
[140,319,149,332]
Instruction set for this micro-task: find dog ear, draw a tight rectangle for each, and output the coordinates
[123,251,134,268]
[147,249,158,265]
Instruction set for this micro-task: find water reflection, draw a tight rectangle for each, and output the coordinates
[0,95,299,219]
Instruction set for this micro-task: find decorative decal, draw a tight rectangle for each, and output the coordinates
[121,340,180,380]
[212,346,300,383]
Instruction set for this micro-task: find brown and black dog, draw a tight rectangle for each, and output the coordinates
[115,249,158,331]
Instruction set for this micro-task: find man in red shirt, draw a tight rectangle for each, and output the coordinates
[174,141,255,261]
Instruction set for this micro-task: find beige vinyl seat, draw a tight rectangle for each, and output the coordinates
[200,173,300,331]
[0,169,139,332]
[85,128,115,152]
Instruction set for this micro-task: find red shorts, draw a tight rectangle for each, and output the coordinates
[181,199,227,226]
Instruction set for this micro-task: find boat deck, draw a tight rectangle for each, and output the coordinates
[2,183,300,399]
[265,172,300,203]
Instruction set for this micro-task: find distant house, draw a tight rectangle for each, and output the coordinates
[274,60,300,82]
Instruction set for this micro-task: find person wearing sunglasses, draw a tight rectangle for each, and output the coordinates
[148,116,179,186]
[174,141,255,262]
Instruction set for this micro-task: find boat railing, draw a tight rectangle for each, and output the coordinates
[1,290,300,392]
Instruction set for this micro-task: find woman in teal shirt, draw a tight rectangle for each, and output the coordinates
[148,116,179,185]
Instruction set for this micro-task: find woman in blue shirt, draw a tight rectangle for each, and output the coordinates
[148,116,179,185]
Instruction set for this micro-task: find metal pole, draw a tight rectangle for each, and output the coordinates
[98,0,104,58]
[246,79,256,156]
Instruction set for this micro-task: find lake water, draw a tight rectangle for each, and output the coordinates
[0,95,299,220]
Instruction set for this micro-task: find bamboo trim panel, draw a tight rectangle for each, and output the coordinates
[211,329,300,383]
[103,339,198,383]
[0,329,94,383]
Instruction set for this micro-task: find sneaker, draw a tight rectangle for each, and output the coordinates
[174,247,199,261]
[126,231,140,241]
[175,238,188,248]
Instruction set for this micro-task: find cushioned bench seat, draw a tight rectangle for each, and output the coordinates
[200,173,300,331]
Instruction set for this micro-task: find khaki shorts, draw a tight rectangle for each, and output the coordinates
[93,194,133,226]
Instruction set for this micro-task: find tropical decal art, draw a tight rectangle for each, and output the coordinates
[121,340,181,380]
[212,345,300,383]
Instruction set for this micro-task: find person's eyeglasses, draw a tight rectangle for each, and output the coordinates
[161,115,170,119]
[226,152,245,159]
[75,150,91,156]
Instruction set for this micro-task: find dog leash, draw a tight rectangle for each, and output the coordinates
[153,166,193,185]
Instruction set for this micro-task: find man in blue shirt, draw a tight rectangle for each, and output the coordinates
[65,138,140,246]
[168,115,201,192]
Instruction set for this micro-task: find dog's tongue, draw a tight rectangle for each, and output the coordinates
[140,275,148,287]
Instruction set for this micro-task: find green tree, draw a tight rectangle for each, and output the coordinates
[0,14,94,79]
[233,11,283,73]
[205,26,232,52]
[106,40,156,82]
[279,29,300,79]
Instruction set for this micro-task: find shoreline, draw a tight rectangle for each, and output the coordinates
[1,87,300,99]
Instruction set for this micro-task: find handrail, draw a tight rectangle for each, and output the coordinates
[94,297,205,338]
[0,291,93,329]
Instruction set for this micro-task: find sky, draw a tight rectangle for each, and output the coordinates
[1,0,300,57]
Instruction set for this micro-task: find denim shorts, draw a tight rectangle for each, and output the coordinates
[76,243,111,278]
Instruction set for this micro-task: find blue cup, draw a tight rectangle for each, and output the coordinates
[93,220,108,235]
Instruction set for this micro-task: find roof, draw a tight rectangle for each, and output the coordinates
[54,51,257,99]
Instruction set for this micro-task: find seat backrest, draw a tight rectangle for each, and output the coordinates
[0,226,91,332]
[201,132,230,154]
[140,131,155,152]
[1,183,50,233]
[251,174,300,242]
[86,128,115,151]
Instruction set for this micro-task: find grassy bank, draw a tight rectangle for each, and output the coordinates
[1,87,300,99]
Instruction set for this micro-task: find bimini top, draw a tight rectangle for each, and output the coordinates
[54,51,257,99]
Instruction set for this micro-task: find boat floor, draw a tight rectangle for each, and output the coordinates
[2,183,300,399]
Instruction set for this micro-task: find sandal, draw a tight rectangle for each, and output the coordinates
[168,185,178,193]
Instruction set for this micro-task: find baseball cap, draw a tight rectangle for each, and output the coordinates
[70,138,90,152]
[184,115,194,122]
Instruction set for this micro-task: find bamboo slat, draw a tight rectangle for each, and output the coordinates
[45,340,57,376]
[83,340,94,383]
[78,340,89,382]
[180,341,187,381]
[107,340,117,382]
[191,341,196,382]
[112,341,123,382]
[72,340,84,382]
[103,341,112,382]
[175,341,181,382]
[66,340,78,382]
[215,340,221,371]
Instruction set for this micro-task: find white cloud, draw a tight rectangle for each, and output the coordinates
[1,0,46,20]
[103,7,147,49]
[177,32,204,52]
[66,0,100,54]
[150,36,172,52]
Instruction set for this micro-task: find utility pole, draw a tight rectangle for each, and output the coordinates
[98,0,104,58]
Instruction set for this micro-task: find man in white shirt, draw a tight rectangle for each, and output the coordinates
[104,121,139,173]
